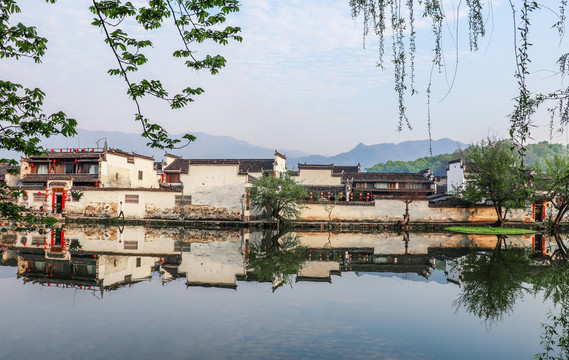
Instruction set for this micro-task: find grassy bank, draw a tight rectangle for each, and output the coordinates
[445,226,537,235]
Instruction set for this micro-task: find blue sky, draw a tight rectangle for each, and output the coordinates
[3,0,568,155]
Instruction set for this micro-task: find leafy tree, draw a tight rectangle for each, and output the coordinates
[460,137,531,226]
[1,0,240,222]
[249,172,307,228]
[534,155,569,227]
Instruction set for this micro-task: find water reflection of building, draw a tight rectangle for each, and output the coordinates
[295,232,538,284]
[8,227,247,292]
[2,227,561,293]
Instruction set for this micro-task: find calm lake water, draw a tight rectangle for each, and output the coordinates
[0,227,567,360]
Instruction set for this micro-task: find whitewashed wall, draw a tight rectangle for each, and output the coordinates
[295,169,342,186]
[100,153,158,188]
[299,200,532,223]
[447,161,465,194]
[181,164,248,211]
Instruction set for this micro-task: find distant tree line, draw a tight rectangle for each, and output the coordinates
[366,142,569,176]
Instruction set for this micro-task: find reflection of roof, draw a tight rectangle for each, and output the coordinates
[186,281,237,290]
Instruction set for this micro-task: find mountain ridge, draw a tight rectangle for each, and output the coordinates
[0,129,467,170]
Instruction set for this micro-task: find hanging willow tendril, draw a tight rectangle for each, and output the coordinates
[350,0,569,158]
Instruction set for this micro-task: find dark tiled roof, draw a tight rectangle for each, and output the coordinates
[333,165,360,174]
[24,151,103,161]
[238,159,275,173]
[190,159,239,165]
[447,158,462,165]
[164,158,276,174]
[298,163,334,170]
[0,164,18,181]
[163,159,190,174]
[49,181,68,187]
[21,174,98,183]
[297,163,360,175]
[107,149,154,161]
[343,172,433,183]
[274,150,286,159]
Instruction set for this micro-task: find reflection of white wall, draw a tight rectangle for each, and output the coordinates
[63,226,178,255]
[297,232,534,255]
[98,255,156,287]
[445,259,462,284]
[298,261,339,279]
[178,240,245,287]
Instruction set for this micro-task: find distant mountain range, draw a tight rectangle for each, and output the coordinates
[0,129,467,170]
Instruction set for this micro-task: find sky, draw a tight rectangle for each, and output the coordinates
[3,0,569,155]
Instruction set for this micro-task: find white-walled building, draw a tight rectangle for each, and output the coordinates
[446,158,465,194]
[162,151,287,214]
[17,148,178,216]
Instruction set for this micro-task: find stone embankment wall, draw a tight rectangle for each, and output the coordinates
[145,204,241,221]
[65,190,178,218]
[299,200,531,223]
[59,190,532,223]
[64,190,242,221]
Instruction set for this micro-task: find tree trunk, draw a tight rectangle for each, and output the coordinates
[553,204,568,227]
[494,206,505,227]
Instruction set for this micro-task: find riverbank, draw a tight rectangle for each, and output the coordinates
[61,216,555,233]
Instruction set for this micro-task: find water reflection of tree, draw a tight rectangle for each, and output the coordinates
[453,233,569,358]
[453,235,531,324]
[245,231,306,292]
[532,234,569,360]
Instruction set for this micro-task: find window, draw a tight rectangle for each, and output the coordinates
[136,257,141,268]
[175,195,192,205]
[124,241,138,250]
[33,193,44,202]
[88,164,98,174]
[374,183,389,189]
[165,173,180,183]
[138,170,143,180]
[406,183,424,189]
[37,164,48,174]
[355,183,365,189]
[388,183,396,189]
[64,164,74,174]
[125,194,139,204]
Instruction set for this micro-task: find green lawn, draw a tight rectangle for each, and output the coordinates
[445,226,537,235]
